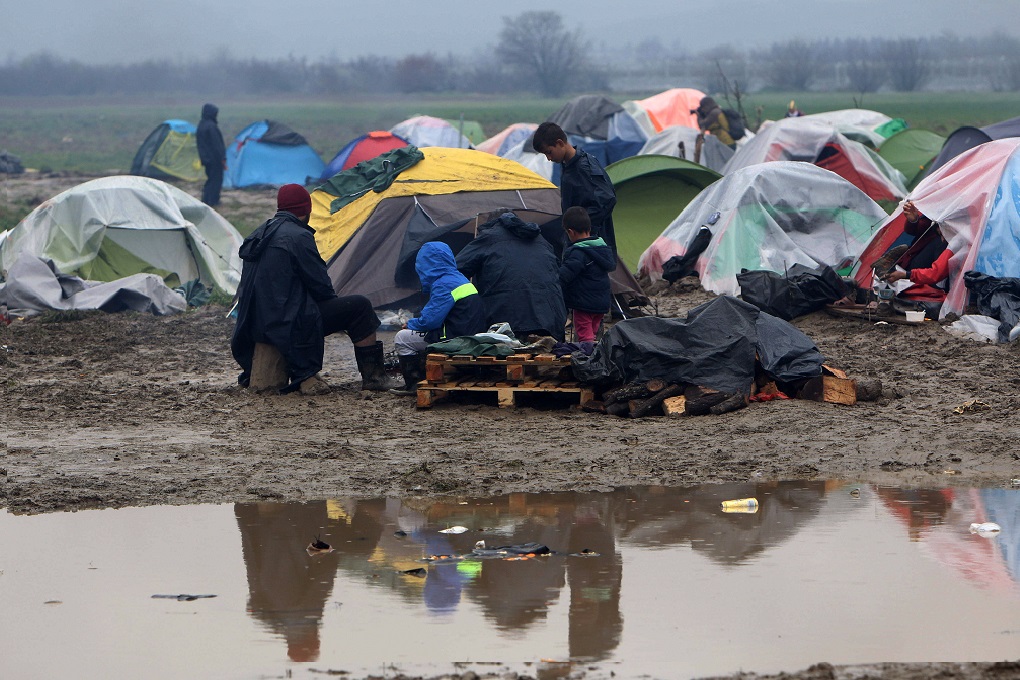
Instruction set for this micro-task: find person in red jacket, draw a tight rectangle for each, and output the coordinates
[882,202,952,290]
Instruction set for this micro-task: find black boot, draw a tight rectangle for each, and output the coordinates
[353,341,399,391]
[389,354,423,396]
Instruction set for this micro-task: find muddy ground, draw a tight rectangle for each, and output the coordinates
[2,175,1019,680]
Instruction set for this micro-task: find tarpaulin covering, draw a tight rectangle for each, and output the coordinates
[571,296,824,395]
[477,123,538,157]
[723,117,906,203]
[638,125,734,173]
[855,138,1020,319]
[390,115,473,149]
[639,162,887,294]
[634,88,707,132]
[799,109,899,148]
[738,264,848,321]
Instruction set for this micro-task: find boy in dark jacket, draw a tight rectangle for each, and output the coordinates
[559,207,614,342]
[390,241,487,395]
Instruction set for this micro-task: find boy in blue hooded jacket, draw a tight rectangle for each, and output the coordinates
[559,207,614,342]
[391,241,487,395]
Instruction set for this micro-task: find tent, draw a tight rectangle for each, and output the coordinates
[639,162,887,295]
[800,109,906,148]
[130,119,204,183]
[501,138,555,181]
[723,117,907,205]
[225,120,324,188]
[854,137,1020,320]
[547,94,649,169]
[320,131,408,180]
[0,176,243,294]
[446,119,486,146]
[477,123,538,156]
[634,88,707,132]
[925,114,1020,177]
[877,128,946,190]
[639,125,734,173]
[224,120,325,189]
[389,115,473,149]
[606,154,722,271]
[620,100,658,138]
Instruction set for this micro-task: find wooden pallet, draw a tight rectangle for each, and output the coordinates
[424,352,572,384]
[416,378,595,409]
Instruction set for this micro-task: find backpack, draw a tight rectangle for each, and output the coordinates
[722,108,746,140]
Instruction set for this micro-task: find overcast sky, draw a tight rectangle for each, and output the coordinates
[5,0,1019,64]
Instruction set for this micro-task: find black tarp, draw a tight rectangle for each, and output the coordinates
[548,95,625,140]
[261,120,309,147]
[927,115,1020,175]
[737,264,849,321]
[662,226,712,283]
[964,271,1020,342]
[572,296,824,395]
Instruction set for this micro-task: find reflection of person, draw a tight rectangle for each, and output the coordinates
[231,184,394,392]
[390,242,487,395]
[532,122,618,255]
[879,201,952,293]
[559,207,613,343]
[455,211,567,340]
[694,96,735,149]
[196,103,226,207]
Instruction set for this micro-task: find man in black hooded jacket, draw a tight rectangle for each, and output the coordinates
[230,184,394,393]
[197,103,226,206]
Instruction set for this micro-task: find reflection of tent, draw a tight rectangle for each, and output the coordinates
[0,176,243,294]
[640,162,887,294]
[724,117,907,204]
[926,114,1020,177]
[877,128,946,190]
[639,125,734,173]
[130,119,204,182]
[634,88,707,132]
[309,147,561,308]
[389,115,473,149]
[800,109,906,148]
[477,123,537,156]
[224,120,325,189]
[547,94,649,169]
[606,155,721,271]
[854,138,1020,319]
[320,131,408,179]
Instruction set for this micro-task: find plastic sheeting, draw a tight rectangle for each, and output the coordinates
[638,126,734,173]
[0,254,186,316]
[571,296,824,395]
[737,264,848,321]
[0,176,242,295]
[389,116,473,150]
[964,271,1020,342]
[855,138,1020,319]
[639,162,887,295]
[799,109,894,148]
[634,88,706,132]
[723,117,906,203]
[476,123,537,157]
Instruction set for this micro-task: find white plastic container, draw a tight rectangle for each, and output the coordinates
[904,310,925,323]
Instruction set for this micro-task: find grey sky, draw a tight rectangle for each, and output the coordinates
[5,0,1018,64]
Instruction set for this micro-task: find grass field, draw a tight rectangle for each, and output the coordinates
[2,90,1019,232]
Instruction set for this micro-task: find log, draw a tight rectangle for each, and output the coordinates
[709,393,748,415]
[855,378,883,402]
[603,379,667,406]
[798,376,858,405]
[683,385,732,416]
[661,395,687,417]
[629,383,685,418]
[581,399,607,414]
[605,401,631,417]
[250,343,288,392]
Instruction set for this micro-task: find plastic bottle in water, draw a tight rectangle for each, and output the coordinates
[721,497,759,513]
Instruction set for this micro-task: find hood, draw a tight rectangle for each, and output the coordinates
[573,236,615,270]
[482,212,541,240]
[238,212,290,262]
[201,103,219,122]
[415,241,461,289]
[698,96,719,116]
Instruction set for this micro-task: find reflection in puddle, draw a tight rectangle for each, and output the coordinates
[1,482,1018,679]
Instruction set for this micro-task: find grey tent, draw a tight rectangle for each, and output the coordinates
[926,115,1020,176]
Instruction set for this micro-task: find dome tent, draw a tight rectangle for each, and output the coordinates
[639,125,734,174]
[320,131,409,180]
[0,176,243,295]
[389,115,473,149]
[639,162,887,296]
[224,120,325,189]
[130,119,204,183]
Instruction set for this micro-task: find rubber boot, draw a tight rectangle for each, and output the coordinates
[353,341,399,391]
[388,354,423,396]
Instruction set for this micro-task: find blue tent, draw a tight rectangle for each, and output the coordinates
[224,120,325,189]
[547,95,648,172]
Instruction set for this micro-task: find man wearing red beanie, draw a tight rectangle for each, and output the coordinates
[231,184,396,393]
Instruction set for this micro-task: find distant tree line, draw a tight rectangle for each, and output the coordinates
[3,14,1020,97]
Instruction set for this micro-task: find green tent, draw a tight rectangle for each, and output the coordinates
[877,129,947,190]
[606,155,721,271]
[445,119,486,146]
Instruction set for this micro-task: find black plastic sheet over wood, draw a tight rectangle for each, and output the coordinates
[572,296,824,395]
[737,264,849,321]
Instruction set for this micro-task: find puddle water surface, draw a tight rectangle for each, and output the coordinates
[1,482,1018,679]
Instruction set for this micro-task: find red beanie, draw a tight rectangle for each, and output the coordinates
[277,184,312,216]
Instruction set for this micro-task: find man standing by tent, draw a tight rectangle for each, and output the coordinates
[694,96,736,149]
[197,103,226,206]
[231,184,395,393]
[533,122,618,259]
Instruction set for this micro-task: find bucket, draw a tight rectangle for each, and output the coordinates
[904,310,925,323]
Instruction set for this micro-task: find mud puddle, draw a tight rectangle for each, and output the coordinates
[1,482,1017,680]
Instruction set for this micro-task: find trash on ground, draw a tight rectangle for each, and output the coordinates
[954,399,991,414]
[721,497,759,513]
[439,525,469,534]
[969,522,1001,537]
[151,594,217,601]
[307,536,334,555]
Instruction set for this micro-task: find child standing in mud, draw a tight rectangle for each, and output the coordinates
[558,207,614,343]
